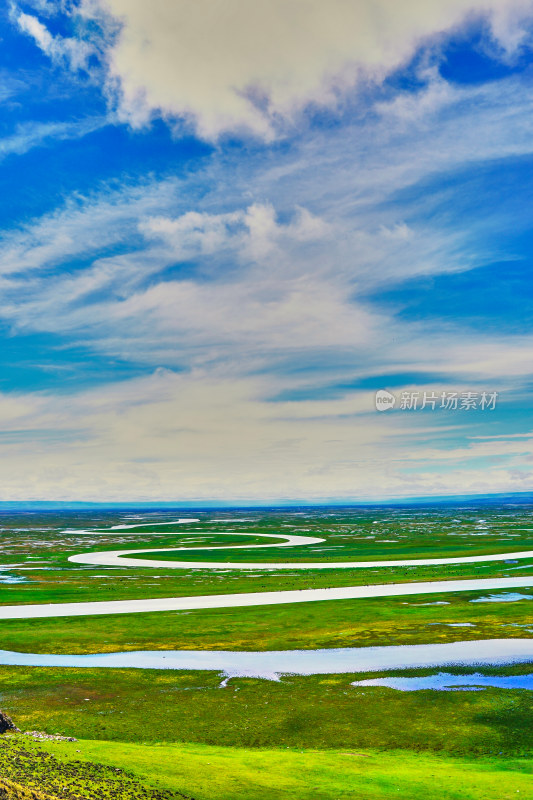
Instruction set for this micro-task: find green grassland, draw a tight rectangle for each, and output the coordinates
[0,507,532,799]
[0,590,532,654]
[1,510,533,609]
[2,556,533,608]
[5,737,533,800]
[125,530,533,563]
[0,737,181,800]
[1,665,532,754]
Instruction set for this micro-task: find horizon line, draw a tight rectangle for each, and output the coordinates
[0,491,533,509]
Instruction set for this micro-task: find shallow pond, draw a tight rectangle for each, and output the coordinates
[350,672,533,691]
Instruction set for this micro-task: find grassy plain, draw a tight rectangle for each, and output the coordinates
[1,508,532,608]
[2,557,533,608]
[0,590,532,653]
[0,506,532,799]
[1,665,532,753]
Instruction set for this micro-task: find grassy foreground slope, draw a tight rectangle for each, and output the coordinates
[0,778,57,800]
[11,737,533,800]
[0,737,183,800]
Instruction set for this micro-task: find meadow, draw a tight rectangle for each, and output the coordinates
[0,505,532,799]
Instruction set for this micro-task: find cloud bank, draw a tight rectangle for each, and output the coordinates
[86,0,533,137]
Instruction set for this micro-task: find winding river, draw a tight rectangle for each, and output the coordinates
[1,519,532,679]
[0,519,531,620]
[68,521,533,571]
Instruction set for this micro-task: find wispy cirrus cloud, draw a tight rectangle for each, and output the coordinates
[0,176,180,276]
[0,117,106,161]
[2,67,533,387]
[15,8,94,72]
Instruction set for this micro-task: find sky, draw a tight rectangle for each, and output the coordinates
[2,0,533,502]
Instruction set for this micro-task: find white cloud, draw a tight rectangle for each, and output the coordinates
[140,203,330,263]
[6,5,533,501]
[82,0,533,138]
[0,199,380,366]
[3,78,533,384]
[0,117,106,161]
[0,48,532,501]
[16,10,94,71]
[0,370,530,501]
[0,177,180,276]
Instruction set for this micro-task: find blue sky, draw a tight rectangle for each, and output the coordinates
[2,0,533,502]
